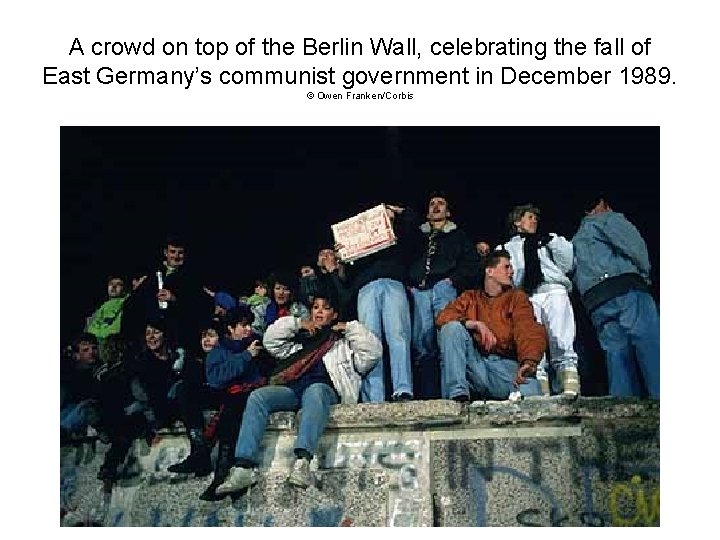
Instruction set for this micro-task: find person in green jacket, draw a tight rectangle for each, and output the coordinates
[86,276,128,351]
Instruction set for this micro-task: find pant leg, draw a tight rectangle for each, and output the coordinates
[216,392,251,445]
[295,383,339,457]
[357,281,386,403]
[541,290,579,372]
[381,279,413,398]
[60,400,97,435]
[234,386,300,462]
[411,288,436,399]
[431,280,458,399]
[439,321,488,399]
[621,290,661,399]
[529,295,549,385]
[591,300,643,397]
[170,379,205,432]
[483,355,541,399]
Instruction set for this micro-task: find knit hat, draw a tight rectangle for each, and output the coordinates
[214,291,238,311]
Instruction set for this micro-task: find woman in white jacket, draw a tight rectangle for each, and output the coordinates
[216,292,382,495]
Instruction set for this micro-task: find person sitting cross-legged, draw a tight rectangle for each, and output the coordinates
[215,292,381,495]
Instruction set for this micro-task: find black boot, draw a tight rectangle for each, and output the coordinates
[97,437,131,481]
[168,429,212,476]
[199,442,234,501]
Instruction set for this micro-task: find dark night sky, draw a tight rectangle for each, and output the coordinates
[61,126,659,344]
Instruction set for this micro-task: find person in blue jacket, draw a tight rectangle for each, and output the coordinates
[198,305,270,500]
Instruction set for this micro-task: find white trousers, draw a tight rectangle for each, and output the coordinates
[530,288,578,377]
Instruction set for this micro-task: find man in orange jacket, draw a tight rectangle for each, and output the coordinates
[436,249,547,401]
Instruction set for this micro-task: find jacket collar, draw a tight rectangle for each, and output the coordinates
[420,220,457,234]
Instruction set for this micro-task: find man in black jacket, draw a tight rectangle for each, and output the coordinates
[407,192,481,399]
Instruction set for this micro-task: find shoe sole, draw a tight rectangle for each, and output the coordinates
[215,477,257,496]
[287,475,311,489]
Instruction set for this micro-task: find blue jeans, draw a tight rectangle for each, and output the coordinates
[234,383,338,463]
[411,279,457,399]
[590,289,660,399]
[357,278,413,402]
[60,399,97,435]
[438,321,541,400]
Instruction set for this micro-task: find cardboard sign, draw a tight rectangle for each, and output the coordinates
[331,204,397,263]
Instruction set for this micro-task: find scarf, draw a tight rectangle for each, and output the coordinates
[269,326,340,385]
[419,228,441,288]
[520,233,544,294]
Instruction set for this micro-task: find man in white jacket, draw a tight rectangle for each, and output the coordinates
[499,204,580,397]
[216,292,382,495]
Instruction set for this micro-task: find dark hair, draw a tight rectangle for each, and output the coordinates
[485,249,511,270]
[73,332,98,352]
[164,233,186,249]
[267,271,297,297]
[100,334,127,364]
[583,194,608,213]
[428,190,451,213]
[254,278,268,289]
[222,305,255,332]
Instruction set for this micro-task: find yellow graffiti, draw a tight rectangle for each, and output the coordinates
[609,475,660,526]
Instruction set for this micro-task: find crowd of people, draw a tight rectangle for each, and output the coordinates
[60,190,660,497]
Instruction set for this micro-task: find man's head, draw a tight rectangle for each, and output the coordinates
[311,294,340,327]
[508,204,540,235]
[223,305,255,341]
[427,191,451,224]
[73,333,98,365]
[584,196,612,216]
[145,318,167,352]
[107,276,125,298]
[163,237,186,269]
[484,249,514,288]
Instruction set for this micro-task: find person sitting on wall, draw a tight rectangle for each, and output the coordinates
[199,306,271,501]
[60,333,102,442]
[239,278,269,308]
[125,316,212,477]
[251,271,310,336]
[215,290,381,495]
[436,249,547,402]
[85,275,129,350]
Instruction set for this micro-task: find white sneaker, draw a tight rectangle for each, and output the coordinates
[287,458,313,489]
[215,466,257,495]
[560,367,580,397]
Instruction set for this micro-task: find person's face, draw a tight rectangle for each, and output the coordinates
[214,305,227,317]
[145,326,165,351]
[200,329,219,352]
[254,284,267,297]
[514,211,538,234]
[107,278,125,298]
[487,257,514,286]
[273,283,291,305]
[228,321,253,341]
[311,298,339,327]
[317,248,338,267]
[427,197,450,221]
[164,244,186,268]
[476,242,490,256]
[75,341,98,365]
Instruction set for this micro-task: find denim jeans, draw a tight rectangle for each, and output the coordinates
[60,399,98,435]
[411,279,457,399]
[234,383,338,463]
[357,278,413,402]
[590,289,660,398]
[438,321,541,399]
